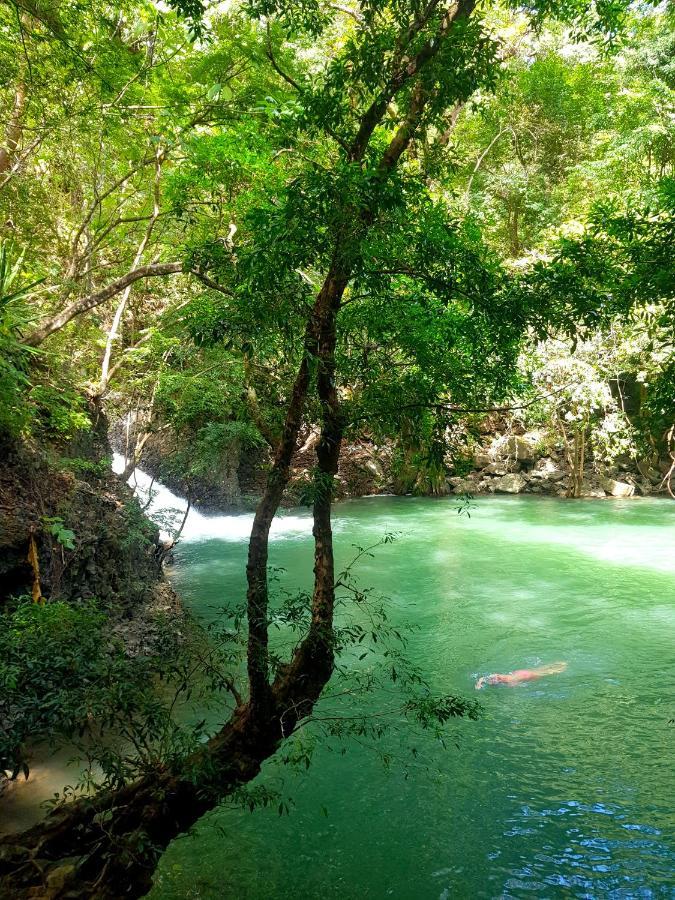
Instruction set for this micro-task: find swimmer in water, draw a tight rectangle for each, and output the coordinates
[475,661,567,690]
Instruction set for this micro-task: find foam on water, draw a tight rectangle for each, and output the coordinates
[112,454,313,543]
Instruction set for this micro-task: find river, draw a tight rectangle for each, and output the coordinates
[150,486,674,899]
[4,468,674,897]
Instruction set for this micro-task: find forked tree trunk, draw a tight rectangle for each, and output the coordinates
[0,270,348,900]
[1,5,478,894]
[245,268,349,719]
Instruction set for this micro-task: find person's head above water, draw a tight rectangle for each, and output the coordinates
[475,662,567,689]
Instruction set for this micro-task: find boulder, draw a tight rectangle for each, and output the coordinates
[503,431,541,462]
[484,461,508,476]
[447,476,476,494]
[529,457,564,482]
[473,448,492,469]
[599,477,635,498]
[580,481,607,498]
[493,473,527,494]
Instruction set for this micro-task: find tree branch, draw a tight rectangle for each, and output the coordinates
[349,0,475,162]
[25,262,184,346]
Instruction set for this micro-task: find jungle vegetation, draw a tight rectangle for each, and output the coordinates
[0,0,673,894]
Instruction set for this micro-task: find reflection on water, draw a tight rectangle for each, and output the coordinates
[0,744,98,835]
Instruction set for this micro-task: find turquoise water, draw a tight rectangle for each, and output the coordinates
[149,494,675,899]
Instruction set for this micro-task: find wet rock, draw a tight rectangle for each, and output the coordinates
[580,481,607,498]
[493,473,527,494]
[447,476,477,494]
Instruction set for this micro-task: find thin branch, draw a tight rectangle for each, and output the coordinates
[265,24,302,92]
[348,381,582,424]
[190,270,234,296]
[98,147,164,396]
[326,2,364,22]
[465,126,506,199]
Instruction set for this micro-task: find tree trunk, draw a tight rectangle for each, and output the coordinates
[0,81,26,175]
[245,268,348,719]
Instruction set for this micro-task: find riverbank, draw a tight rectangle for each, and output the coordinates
[0,425,188,810]
[111,414,671,514]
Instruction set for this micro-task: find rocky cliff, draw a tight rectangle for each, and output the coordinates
[0,420,166,614]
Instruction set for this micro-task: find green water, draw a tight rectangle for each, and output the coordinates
[150,495,674,899]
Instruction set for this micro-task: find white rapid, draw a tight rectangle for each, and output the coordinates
[111,453,313,543]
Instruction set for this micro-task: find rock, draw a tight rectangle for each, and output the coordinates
[503,431,541,462]
[364,458,384,478]
[473,449,492,469]
[529,457,564,482]
[484,461,508,476]
[580,481,607,498]
[599,477,635,498]
[493,473,527,494]
[447,476,477,494]
[636,459,661,484]
[46,863,77,894]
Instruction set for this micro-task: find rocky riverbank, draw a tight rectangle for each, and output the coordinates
[447,426,668,499]
[114,418,670,512]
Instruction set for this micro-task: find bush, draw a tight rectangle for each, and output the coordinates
[0,599,233,791]
[0,599,112,778]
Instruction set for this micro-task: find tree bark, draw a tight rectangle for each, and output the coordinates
[25,262,184,347]
[245,267,349,719]
[0,81,26,175]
